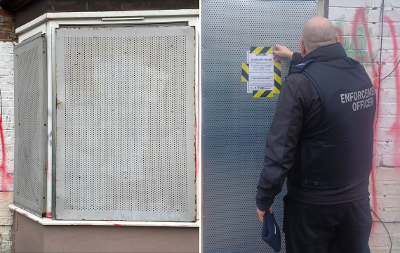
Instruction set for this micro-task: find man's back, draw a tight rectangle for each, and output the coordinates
[286,43,376,205]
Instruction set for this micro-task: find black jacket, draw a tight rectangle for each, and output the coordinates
[256,43,375,211]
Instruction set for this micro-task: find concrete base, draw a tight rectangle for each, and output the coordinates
[13,212,199,252]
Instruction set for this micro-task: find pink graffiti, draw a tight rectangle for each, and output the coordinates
[337,7,400,233]
[0,91,13,192]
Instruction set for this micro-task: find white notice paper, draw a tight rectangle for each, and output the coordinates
[247,51,274,93]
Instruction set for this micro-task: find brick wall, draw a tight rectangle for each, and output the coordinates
[330,0,400,252]
[0,38,14,193]
[0,6,14,192]
[0,9,15,42]
[0,6,14,253]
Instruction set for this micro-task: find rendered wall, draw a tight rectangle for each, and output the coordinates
[330,0,400,252]
[13,212,199,253]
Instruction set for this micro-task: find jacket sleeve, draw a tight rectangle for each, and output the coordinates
[256,75,307,211]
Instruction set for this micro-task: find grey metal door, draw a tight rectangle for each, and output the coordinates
[55,26,196,221]
[14,33,47,217]
[202,1,317,252]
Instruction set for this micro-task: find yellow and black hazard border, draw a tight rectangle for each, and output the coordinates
[252,90,273,97]
[241,63,249,82]
[251,46,273,55]
[274,61,282,94]
[248,46,282,97]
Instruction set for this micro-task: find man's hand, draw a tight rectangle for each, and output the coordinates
[257,206,273,223]
[273,45,294,62]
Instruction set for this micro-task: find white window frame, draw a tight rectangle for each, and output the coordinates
[11,9,201,229]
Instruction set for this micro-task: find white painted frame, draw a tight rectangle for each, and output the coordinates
[14,9,201,228]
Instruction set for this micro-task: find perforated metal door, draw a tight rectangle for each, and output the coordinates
[202,1,317,252]
[55,26,196,221]
[14,34,47,216]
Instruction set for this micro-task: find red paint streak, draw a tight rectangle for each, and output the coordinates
[46,212,52,218]
[22,212,28,217]
[0,112,12,192]
[113,223,122,226]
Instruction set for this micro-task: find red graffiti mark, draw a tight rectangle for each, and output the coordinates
[0,112,12,192]
[113,223,122,226]
[46,212,52,218]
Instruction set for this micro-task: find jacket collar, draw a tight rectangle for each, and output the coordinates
[301,42,347,63]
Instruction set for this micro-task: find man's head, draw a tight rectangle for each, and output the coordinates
[300,17,339,57]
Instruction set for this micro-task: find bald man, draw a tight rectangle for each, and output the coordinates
[256,17,375,253]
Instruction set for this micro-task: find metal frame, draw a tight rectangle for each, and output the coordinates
[51,25,56,219]
[317,0,329,17]
[15,10,200,225]
[10,204,199,227]
[198,2,203,253]
[14,33,47,217]
[16,9,199,35]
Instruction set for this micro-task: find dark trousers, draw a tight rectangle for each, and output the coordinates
[283,196,372,253]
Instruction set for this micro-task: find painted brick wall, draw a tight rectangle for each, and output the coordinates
[0,38,14,194]
[0,7,14,192]
[330,0,400,252]
[0,6,14,253]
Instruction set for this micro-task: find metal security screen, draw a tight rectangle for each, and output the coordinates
[55,26,196,221]
[14,34,47,216]
[202,1,317,252]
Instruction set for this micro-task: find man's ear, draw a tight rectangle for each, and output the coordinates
[300,39,307,57]
[335,34,339,43]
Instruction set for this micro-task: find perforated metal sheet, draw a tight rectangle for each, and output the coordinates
[202,1,317,252]
[14,34,47,216]
[55,26,196,221]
